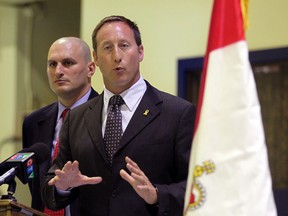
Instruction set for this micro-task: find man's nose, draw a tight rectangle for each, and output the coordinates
[113,47,122,63]
[56,64,64,77]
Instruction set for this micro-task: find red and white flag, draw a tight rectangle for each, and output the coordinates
[184,0,277,215]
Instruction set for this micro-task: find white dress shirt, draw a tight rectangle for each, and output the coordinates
[102,76,147,136]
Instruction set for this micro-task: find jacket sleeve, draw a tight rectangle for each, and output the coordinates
[41,164,78,210]
[41,112,78,210]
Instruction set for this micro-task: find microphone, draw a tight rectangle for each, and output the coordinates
[0,142,50,185]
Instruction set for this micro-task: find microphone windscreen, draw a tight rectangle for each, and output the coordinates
[0,142,50,184]
[20,142,50,164]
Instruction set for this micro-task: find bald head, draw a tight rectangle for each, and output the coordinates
[47,37,96,107]
[49,37,92,63]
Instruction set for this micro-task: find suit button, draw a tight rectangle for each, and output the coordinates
[111,189,118,198]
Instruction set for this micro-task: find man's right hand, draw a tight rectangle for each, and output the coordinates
[48,160,102,190]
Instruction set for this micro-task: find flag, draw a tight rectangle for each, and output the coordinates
[184,0,277,215]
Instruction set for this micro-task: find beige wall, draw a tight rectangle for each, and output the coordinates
[0,0,80,206]
[0,0,287,207]
[247,0,288,50]
[0,5,24,201]
[82,0,288,95]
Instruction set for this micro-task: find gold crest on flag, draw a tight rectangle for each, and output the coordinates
[188,160,216,210]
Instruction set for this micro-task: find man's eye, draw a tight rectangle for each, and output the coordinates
[48,62,56,67]
[63,61,73,66]
[121,43,129,48]
[104,45,111,51]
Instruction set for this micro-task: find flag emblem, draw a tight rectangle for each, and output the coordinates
[189,160,216,210]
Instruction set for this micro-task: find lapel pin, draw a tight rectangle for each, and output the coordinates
[143,109,149,116]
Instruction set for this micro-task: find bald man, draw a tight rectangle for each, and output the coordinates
[22,37,99,213]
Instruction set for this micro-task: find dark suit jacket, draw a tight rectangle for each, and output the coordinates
[22,88,98,212]
[42,82,195,216]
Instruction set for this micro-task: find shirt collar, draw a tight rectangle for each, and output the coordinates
[57,88,91,120]
[103,76,147,112]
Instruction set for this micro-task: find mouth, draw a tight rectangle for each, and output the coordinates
[54,79,67,85]
[114,66,124,72]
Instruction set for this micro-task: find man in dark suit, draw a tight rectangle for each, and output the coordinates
[41,16,195,216]
[22,37,98,213]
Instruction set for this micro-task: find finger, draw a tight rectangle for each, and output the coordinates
[125,157,141,173]
[120,169,134,184]
[125,157,140,169]
[131,172,145,183]
[54,169,67,178]
[126,162,144,178]
[82,176,103,185]
[48,175,59,186]
[137,184,150,191]
[48,178,55,186]
[62,161,73,171]
[71,160,79,170]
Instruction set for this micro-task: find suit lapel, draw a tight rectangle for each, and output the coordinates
[89,87,99,100]
[84,94,107,160]
[39,103,58,145]
[118,83,162,151]
[41,103,58,123]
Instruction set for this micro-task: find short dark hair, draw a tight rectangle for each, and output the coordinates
[92,15,142,51]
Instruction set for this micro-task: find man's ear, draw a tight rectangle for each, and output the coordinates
[93,51,98,66]
[138,45,144,62]
[87,61,96,77]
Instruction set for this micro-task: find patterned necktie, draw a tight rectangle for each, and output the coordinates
[104,95,125,166]
[44,108,69,216]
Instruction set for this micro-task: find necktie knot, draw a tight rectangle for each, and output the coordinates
[61,108,70,121]
[109,95,124,109]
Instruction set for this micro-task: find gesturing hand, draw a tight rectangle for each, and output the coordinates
[48,160,102,190]
[120,156,158,205]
